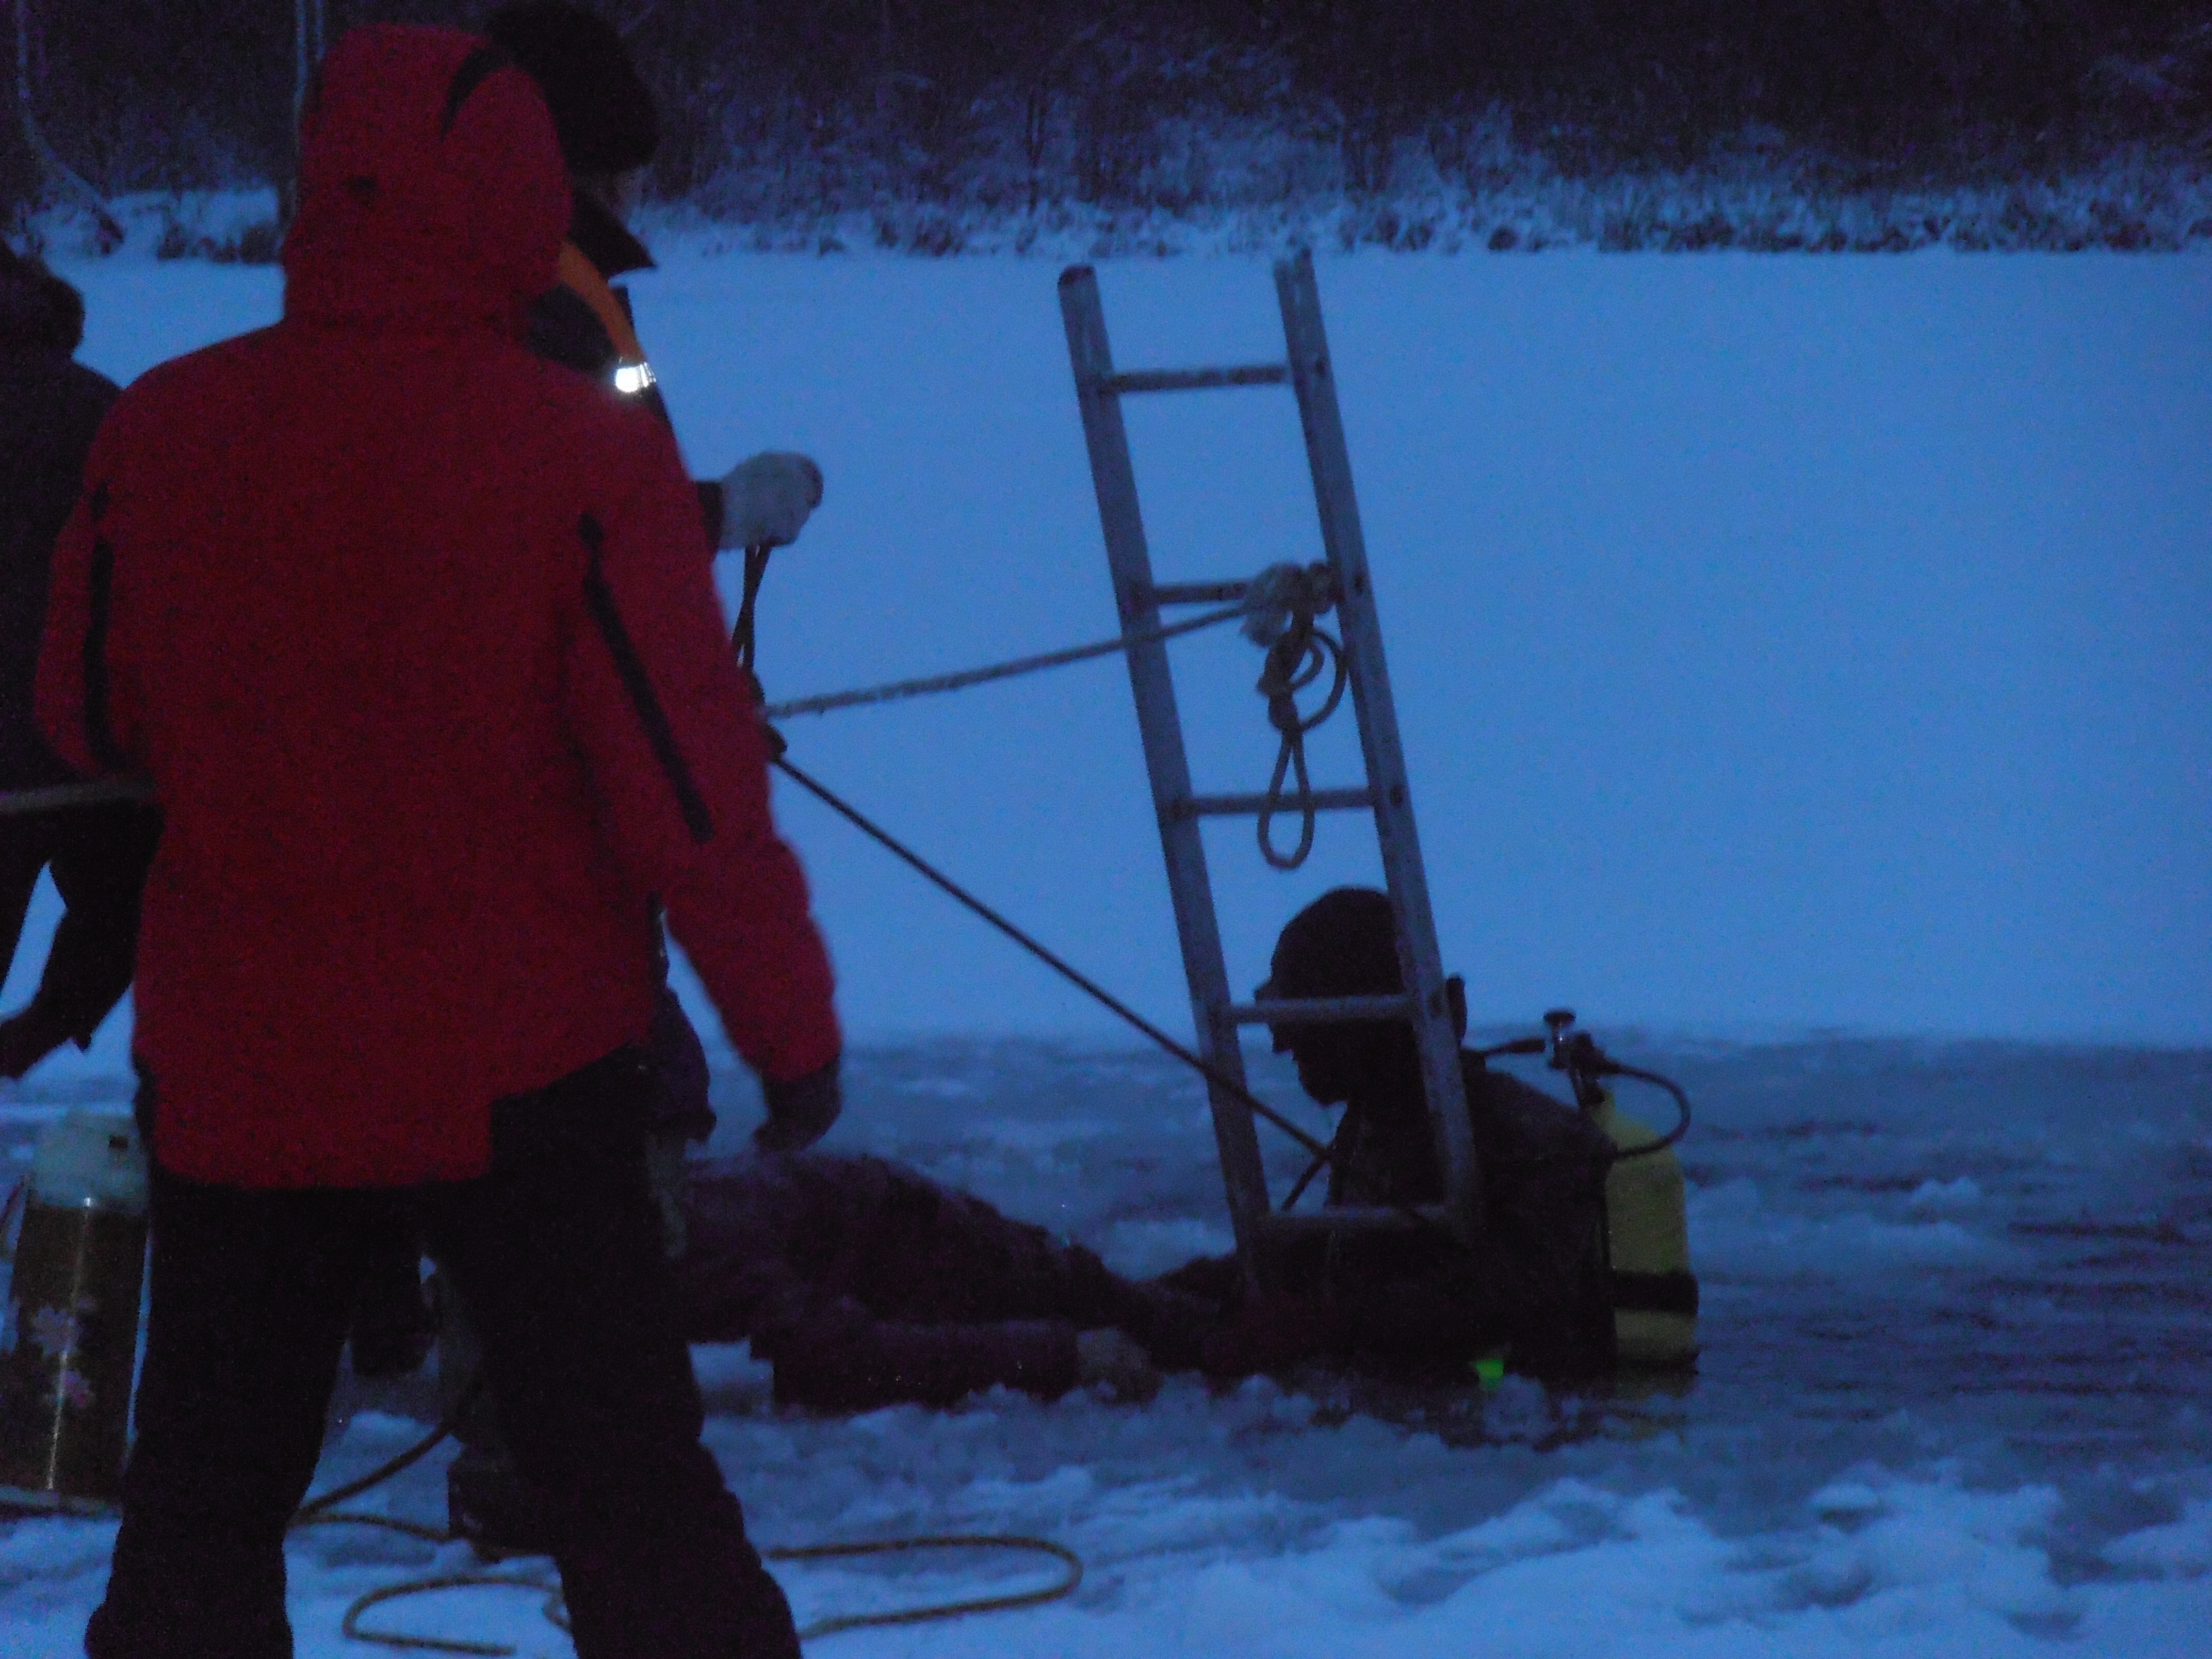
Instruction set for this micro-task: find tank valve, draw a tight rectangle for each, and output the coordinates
[1542,1009,1613,1109]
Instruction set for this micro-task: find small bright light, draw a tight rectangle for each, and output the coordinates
[613,362,657,396]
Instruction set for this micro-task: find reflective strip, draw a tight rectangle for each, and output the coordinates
[576,513,714,844]
[612,360,657,396]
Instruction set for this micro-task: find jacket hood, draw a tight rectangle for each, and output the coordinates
[283,25,570,333]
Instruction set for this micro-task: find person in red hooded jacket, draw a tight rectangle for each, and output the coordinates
[36,25,835,1659]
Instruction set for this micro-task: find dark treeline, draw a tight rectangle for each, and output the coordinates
[8,2,2212,225]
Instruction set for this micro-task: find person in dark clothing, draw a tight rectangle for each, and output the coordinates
[484,0,832,1157]
[677,1151,1209,1410]
[489,1,826,575]
[0,242,161,1079]
[420,4,835,1557]
[1176,888,1620,1386]
[37,27,839,1659]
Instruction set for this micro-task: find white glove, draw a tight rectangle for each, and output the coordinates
[718,451,824,550]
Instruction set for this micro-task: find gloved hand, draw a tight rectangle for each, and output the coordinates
[754,1056,841,1153]
[717,451,823,551]
[1075,1329,1161,1404]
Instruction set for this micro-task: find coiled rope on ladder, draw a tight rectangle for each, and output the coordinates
[1242,563,1346,871]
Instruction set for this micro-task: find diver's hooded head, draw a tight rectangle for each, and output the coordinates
[282,25,568,336]
[1259,887,1464,1107]
[1263,887,1403,1007]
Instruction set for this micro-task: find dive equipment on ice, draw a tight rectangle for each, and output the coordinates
[1592,1084,1700,1367]
[1544,1012,1699,1367]
[0,1110,149,1513]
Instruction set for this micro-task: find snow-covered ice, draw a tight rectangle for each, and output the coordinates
[4,1035,2208,1656]
[1,248,2205,1654]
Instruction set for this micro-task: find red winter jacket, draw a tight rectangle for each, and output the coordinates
[35,25,839,1188]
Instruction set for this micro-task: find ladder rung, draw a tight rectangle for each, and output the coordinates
[1222,994,1415,1028]
[1258,1206,1453,1238]
[1097,365,1290,395]
[1145,580,1249,607]
[1175,787,1373,821]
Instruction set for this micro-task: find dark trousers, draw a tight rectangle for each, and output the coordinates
[88,1049,801,1659]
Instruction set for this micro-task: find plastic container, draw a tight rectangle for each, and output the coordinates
[0,1110,150,1512]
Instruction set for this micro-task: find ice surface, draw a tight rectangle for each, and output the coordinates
[3,1034,2206,1656]
[1,252,2205,1654]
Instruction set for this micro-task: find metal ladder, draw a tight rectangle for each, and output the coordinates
[1058,249,1478,1282]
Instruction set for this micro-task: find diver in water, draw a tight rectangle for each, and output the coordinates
[649,888,1673,1405]
[430,887,1683,1546]
[1172,887,1632,1386]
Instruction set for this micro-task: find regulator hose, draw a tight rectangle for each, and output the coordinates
[1597,1061,1693,1161]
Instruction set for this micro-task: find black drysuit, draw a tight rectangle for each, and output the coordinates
[677,1152,1209,1409]
[1165,1054,1619,1384]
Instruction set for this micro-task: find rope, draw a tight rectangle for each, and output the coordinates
[288,1372,1081,1653]
[339,1574,551,1656]
[1253,621,1347,870]
[338,1535,1081,1654]
[772,1535,1084,1639]
[294,1381,479,1524]
[1242,564,1345,871]
[326,1532,1081,1653]
[761,600,1249,720]
[0,575,1273,817]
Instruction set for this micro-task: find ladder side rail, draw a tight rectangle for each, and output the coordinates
[1057,266,1274,1277]
[1272,249,1483,1240]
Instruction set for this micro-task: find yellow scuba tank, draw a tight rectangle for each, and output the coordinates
[0,1110,150,1512]
[1590,1088,1699,1369]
